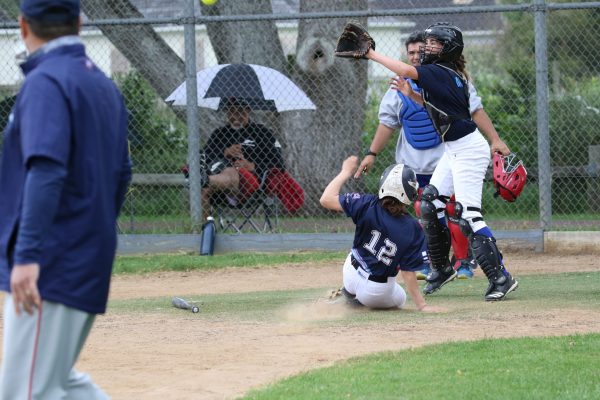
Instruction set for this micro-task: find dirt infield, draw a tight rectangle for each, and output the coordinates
[1,250,599,399]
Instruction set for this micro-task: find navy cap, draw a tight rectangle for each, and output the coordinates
[20,0,80,22]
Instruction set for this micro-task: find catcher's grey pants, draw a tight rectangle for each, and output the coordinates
[0,295,109,400]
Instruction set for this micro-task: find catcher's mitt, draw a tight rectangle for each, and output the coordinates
[334,22,375,59]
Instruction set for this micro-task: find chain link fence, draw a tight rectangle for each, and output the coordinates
[1,1,599,235]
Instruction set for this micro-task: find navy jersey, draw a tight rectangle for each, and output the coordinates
[0,38,131,314]
[339,193,429,277]
[415,64,477,141]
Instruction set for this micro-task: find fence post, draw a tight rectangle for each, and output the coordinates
[589,145,600,213]
[534,0,552,233]
[184,0,202,232]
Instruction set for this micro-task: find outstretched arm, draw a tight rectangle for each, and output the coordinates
[320,156,359,212]
[367,49,419,80]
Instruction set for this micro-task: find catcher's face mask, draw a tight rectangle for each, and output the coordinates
[421,22,464,64]
[493,152,527,202]
[420,39,442,64]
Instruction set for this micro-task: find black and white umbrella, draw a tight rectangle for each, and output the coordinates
[165,63,316,112]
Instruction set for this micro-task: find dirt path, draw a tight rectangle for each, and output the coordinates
[108,251,597,300]
[2,251,599,399]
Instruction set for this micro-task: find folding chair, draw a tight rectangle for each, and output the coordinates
[212,169,279,233]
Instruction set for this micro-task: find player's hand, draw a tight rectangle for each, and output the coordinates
[224,144,243,160]
[341,155,359,176]
[233,157,255,172]
[390,76,423,104]
[354,156,375,179]
[491,139,510,156]
[390,76,411,96]
[10,263,41,316]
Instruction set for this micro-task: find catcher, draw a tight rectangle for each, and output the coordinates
[335,22,521,301]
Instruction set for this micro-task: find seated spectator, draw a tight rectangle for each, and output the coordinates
[199,98,287,219]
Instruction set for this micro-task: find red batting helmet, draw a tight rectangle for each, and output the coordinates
[492,152,527,202]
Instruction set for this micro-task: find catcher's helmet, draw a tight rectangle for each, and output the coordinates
[493,152,527,202]
[421,22,464,65]
[379,164,419,205]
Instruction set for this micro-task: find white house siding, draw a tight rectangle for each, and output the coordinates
[0,22,495,90]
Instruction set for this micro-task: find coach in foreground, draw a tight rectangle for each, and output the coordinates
[0,0,131,398]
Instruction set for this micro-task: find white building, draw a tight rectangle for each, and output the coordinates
[0,0,501,89]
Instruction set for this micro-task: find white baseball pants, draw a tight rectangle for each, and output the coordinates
[342,253,407,309]
[429,129,491,232]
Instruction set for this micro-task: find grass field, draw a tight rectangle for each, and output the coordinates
[242,334,600,400]
[87,251,600,399]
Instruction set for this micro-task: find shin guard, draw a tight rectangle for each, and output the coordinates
[470,234,505,284]
[445,198,470,263]
[419,197,451,271]
[414,188,424,219]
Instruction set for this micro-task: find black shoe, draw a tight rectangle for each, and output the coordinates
[328,287,363,307]
[485,273,518,301]
[423,267,457,295]
[341,287,363,307]
[340,287,354,300]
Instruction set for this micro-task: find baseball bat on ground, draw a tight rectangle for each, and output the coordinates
[172,297,199,313]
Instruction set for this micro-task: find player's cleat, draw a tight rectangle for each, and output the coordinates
[423,267,457,295]
[456,261,474,279]
[328,287,362,307]
[415,266,431,280]
[340,287,354,299]
[328,287,342,300]
[484,273,518,301]
[341,287,363,307]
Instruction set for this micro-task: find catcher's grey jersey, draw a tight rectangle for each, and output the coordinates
[378,81,483,175]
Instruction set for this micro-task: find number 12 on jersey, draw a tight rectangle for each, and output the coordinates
[363,230,397,266]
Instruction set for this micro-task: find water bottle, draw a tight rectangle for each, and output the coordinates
[200,216,216,256]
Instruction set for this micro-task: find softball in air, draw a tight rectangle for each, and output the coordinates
[201,0,218,5]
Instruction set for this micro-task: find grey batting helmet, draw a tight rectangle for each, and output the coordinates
[378,164,419,205]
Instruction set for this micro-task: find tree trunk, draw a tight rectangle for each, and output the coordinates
[82,0,185,100]
[285,0,369,214]
[200,0,286,71]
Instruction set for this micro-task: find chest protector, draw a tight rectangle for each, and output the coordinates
[397,79,441,149]
[421,65,471,141]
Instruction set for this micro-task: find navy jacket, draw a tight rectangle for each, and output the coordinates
[0,37,131,314]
